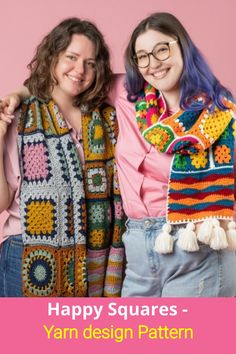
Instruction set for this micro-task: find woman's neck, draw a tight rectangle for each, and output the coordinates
[51,92,82,132]
[161,89,181,113]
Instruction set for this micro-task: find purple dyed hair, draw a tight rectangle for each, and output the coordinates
[125,12,234,110]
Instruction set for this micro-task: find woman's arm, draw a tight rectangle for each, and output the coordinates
[0,121,14,212]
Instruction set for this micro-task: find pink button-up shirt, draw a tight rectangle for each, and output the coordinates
[110,74,172,219]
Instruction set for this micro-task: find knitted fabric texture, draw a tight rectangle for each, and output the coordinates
[18,97,125,297]
[136,83,236,224]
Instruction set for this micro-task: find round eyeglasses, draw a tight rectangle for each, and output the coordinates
[133,40,178,68]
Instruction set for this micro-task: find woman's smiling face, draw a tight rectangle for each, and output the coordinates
[52,34,96,101]
[135,29,183,97]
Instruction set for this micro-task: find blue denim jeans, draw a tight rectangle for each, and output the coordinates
[0,235,23,297]
[121,217,236,297]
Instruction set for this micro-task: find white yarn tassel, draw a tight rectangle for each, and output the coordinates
[154,224,174,254]
[209,219,228,250]
[226,221,236,251]
[177,222,199,252]
[197,219,213,245]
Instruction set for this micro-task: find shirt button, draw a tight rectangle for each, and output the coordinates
[144,220,152,228]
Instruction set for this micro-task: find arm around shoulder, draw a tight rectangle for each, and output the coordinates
[0,85,30,117]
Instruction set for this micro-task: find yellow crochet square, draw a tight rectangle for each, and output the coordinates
[89,229,106,248]
[26,200,55,235]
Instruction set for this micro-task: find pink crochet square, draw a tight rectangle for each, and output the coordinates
[23,142,50,181]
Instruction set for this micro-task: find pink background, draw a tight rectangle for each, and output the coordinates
[0,0,235,230]
[0,3,236,352]
[0,298,235,354]
[0,0,235,95]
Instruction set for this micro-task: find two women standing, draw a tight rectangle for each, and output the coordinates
[1,12,236,297]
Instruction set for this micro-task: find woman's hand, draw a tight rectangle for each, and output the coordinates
[0,95,17,136]
[0,93,20,123]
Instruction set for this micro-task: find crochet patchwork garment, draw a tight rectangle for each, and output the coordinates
[18,97,125,296]
[82,104,125,297]
[136,83,236,253]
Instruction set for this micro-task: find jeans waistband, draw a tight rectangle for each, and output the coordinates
[2,235,22,244]
[126,217,167,230]
[126,217,185,232]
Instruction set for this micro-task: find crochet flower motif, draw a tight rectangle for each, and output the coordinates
[144,126,173,152]
[146,107,159,126]
[87,167,107,193]
[214,145,231,164]
[190,150,208,169]
[151,114,158,125]
[22,248,56,296]
[173,154,187,170]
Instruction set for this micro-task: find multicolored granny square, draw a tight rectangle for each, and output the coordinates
[22,141,52,182]
[24,197,57,238]
[22,245,58,297]
[84,162,108,198]
[22,244,87,297]
[87,166,107,193]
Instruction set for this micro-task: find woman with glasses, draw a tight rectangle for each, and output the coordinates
[111,12,236,297]
[0,18,125,297]
[1,12,236,297]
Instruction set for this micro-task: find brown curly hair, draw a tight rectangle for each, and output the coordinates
[25,17,113,112]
